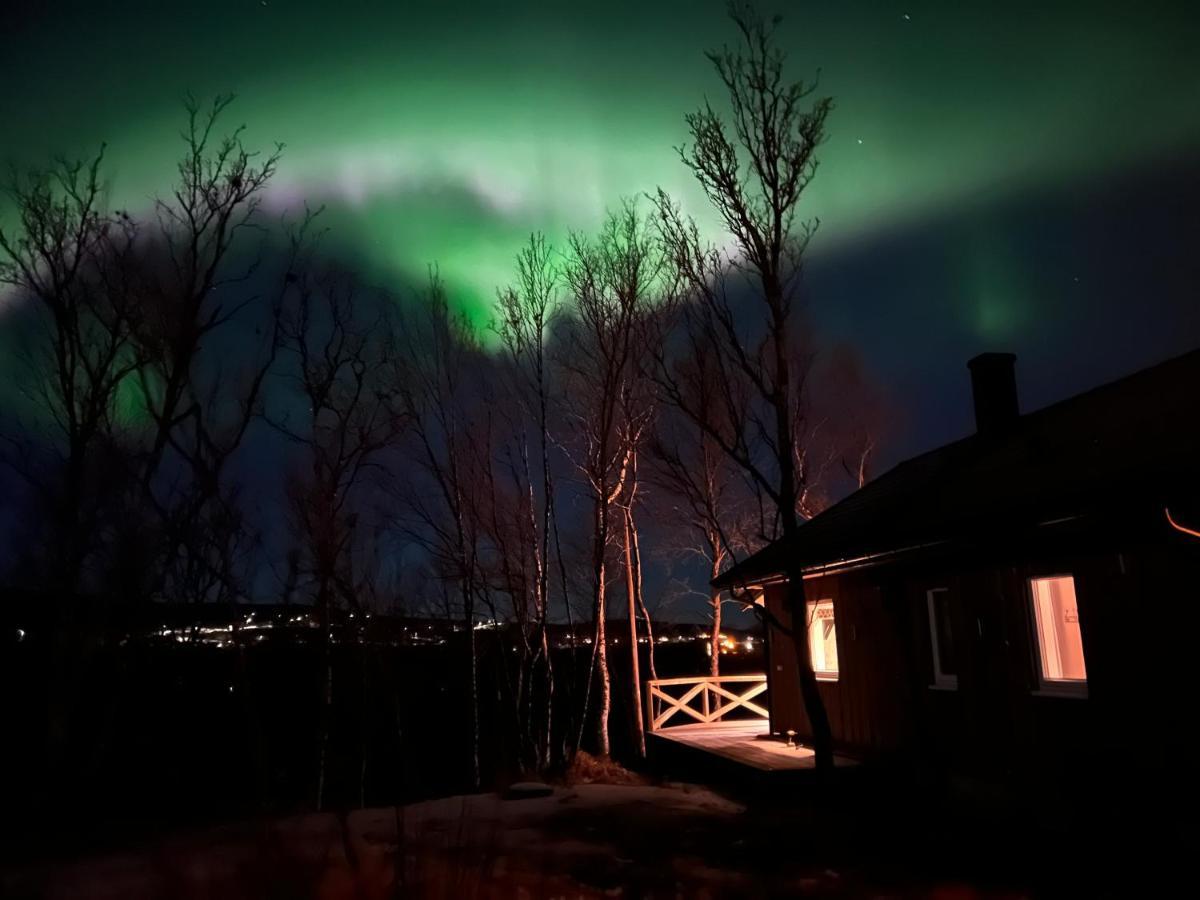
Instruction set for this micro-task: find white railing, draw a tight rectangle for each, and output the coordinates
[645,674,769,732]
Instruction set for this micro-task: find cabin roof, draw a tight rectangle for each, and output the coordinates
[713,348,1200,589]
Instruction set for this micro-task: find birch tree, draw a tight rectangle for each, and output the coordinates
[649,388,755,677]
[393,278,488,787]
[495,233,567,771]
[558,202,660,758]
[652,2,837,767]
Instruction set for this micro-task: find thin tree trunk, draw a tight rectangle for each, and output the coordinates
[768,269,835,771]
[622,506,646,757]
[588,482,612,758]
[521,440,553,773]
[595,564,611,758]
[536,394,556,771]
[538,628,554,770]
[462,580,480,789]
[627,503,657,682]
[315,585,333,810]
[783,552,833,769]
[573,614,598,757]
[709,547,723,678]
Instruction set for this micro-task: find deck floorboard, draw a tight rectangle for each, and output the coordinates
[649,720,855,772]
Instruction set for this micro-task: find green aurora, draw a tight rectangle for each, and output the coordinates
[3,0,1198,328]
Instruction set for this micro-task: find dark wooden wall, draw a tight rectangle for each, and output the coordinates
[764,535,1200,800]
[764,572,910,757]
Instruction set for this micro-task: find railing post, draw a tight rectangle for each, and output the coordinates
[702,680,710,722]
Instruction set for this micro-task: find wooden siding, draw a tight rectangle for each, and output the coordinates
[763,534,1200,796]
[764,573,910,757]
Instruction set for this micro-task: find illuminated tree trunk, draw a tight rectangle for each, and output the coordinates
[593,498,612,758]
[626,481,658,682]
[709,541,724,678]
[558,205,657,761]
[623,504,646,757]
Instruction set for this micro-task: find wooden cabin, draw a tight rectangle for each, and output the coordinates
[714,351,1200,807]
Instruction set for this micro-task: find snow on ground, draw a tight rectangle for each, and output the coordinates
[2,783,1023,898]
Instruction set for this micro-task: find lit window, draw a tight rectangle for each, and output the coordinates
[926,588,957,688]
[806,598,839,681]
[1029,575,1087,693]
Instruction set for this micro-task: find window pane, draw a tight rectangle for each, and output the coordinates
[931,590,957,677]
[807,599,838,679]
[1030,576,1087,683]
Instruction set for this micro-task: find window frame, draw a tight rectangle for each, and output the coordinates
[1027,573,1089,698]
[805,597,840,683]
[926,587,958,690]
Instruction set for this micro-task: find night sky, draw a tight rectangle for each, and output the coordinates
[2,0,1199,576]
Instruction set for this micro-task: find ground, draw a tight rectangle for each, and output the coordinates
[2,781,1038,899]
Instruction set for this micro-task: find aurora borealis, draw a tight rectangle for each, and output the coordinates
[3,0,1200,456]
[8,2,1200,861]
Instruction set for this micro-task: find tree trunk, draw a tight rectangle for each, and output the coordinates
[595,565,611,757]
[537,396,556,771]
[709,549,723,678]
[765,267,836,772]
[627,500,658,682]
[463,582,480,789]
[783,553,834,769]
[622,507,646,757]
[590,485,612,758]
[315,593,333,810]
[538,628,554,770]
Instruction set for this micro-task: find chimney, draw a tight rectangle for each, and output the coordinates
[967,352,1019,436]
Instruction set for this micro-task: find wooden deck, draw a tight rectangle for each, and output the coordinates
[650,719,854,772]
[644,675,856,773]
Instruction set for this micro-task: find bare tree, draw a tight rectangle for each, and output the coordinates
[557,202,661,758]
[0,150,138,591]
[495,233,568,771]
[123,95,282,602]
[0,105,288,814]
[270,236,407,809]
[615,346,660,756]
[0,150,141,806]
[818,344,885,492]
[134,96,280,478]
[649,381,756,677]
[1,97,285,605]
[393,277,488,788]
[651,2,837,768]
